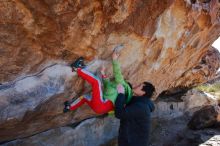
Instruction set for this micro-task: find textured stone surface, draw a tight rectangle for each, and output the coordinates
[153,89,217,119]
[2,112,220,146]
[0,63,97,142]
[150,117,220,146]
[0,0,220,143]
[188,105,220,130]
[1,116,119,146]
[1,0,220,92]
[1,88,220,146]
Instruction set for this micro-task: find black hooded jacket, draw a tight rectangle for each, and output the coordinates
[115,93,155,146]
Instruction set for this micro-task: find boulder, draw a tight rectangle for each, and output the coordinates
[188,105,220,130]
[0,0,220,142]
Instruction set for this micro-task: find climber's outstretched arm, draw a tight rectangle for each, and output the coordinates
[112,51,125,84]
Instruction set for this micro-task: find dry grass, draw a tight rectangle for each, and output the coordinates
[196,83,220,92]
[196,83,220,100]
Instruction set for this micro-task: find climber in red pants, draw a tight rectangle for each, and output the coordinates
[63,45,133,114]
[65,64,114,114]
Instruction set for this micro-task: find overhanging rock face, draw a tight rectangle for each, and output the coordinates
[0,0,220,142]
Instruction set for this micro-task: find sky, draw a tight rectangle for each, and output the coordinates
[212,36,220,51]
[211,36,220,72]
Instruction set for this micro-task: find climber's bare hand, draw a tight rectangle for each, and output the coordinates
[100,64,106,75]
[117,84,125,94]
[112,51,119,61]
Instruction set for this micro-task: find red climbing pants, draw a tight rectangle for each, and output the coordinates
[69,68,114,114]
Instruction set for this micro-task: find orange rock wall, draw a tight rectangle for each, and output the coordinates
[1,0,219,94]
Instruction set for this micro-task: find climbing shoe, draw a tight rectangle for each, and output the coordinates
[70,57,86,71]
[64,101,70,107]
[63,106,70,113]
[63,101,70,113]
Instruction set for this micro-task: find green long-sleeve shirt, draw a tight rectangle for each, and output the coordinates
[103,60,132,104]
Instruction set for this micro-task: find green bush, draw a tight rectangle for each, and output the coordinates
[196,82,220,93]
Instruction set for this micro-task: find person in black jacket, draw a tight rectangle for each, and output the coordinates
[115,82,155,146]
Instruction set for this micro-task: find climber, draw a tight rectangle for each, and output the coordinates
[63,45,133,114]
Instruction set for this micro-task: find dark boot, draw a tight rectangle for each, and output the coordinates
[63,101,70,113]
[63,106,70,113]
[64,101,70,107]
[70,57,86,71]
